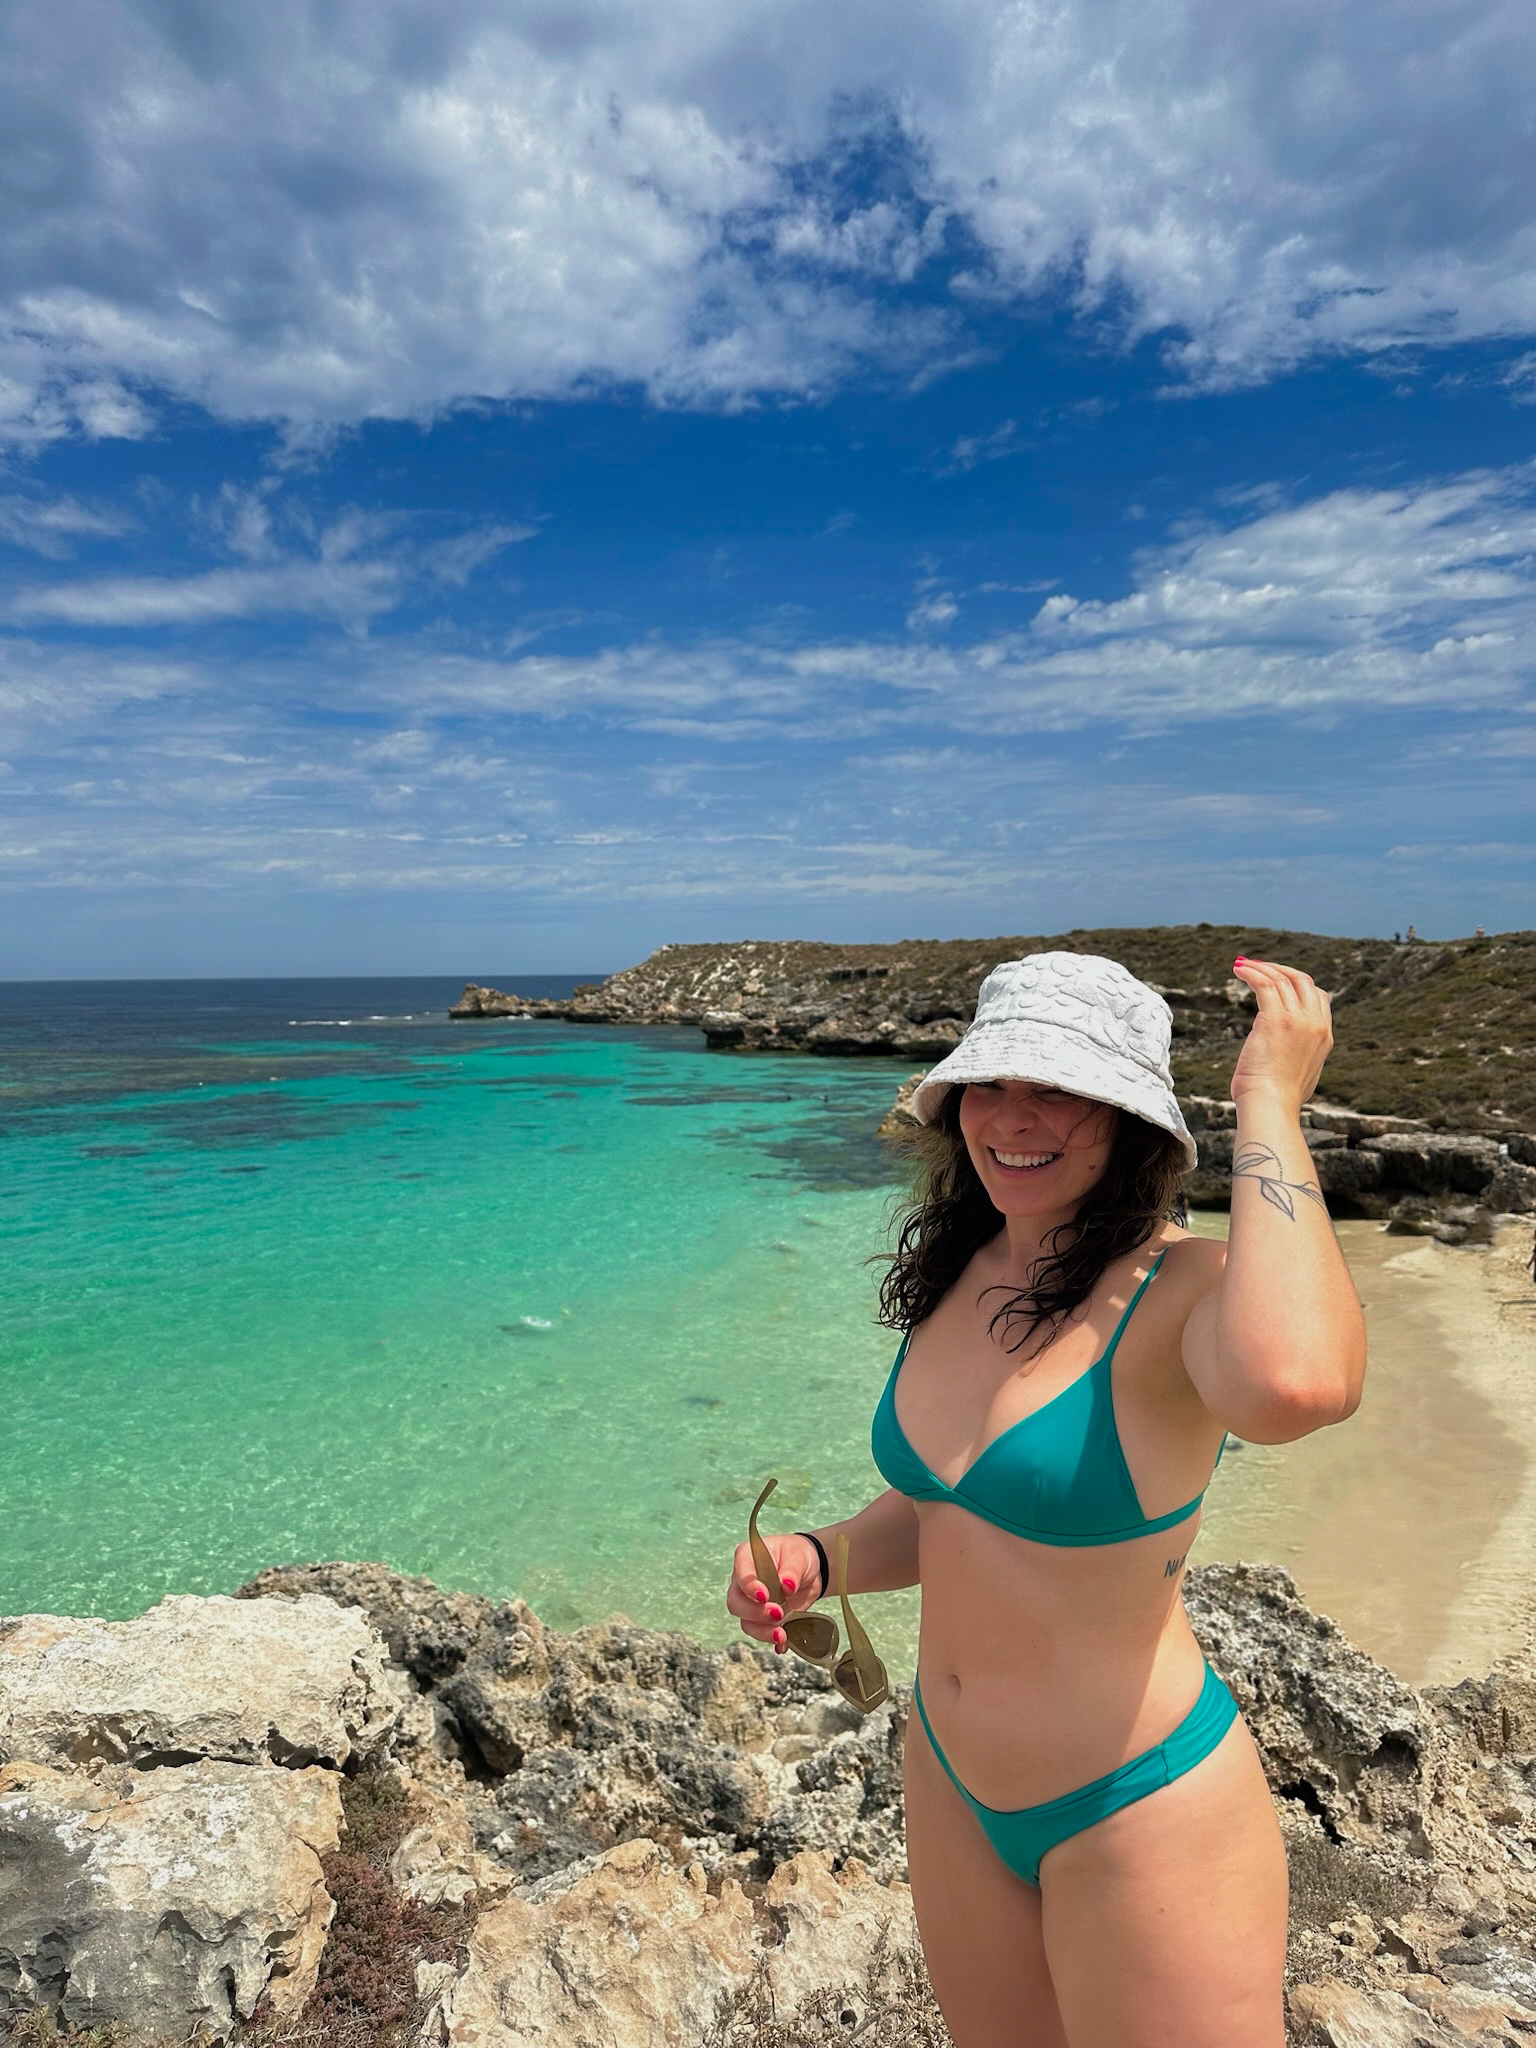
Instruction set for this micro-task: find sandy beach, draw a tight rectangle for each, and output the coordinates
[1194,1215,1536,1687]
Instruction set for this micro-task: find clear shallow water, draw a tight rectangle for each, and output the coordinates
[9,980,1517,1693]
[1,979,919,1666]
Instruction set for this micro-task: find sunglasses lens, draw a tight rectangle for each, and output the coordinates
[833,1649,890,1712]
[785,1612,839,1660]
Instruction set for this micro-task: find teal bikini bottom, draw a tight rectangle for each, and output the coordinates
[911,1662,1240,1887]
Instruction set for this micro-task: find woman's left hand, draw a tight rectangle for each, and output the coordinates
[1229,957,1333,1115]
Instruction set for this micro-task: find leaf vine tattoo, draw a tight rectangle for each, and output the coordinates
[1231,1142,1328,1220]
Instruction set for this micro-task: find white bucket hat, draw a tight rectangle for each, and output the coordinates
[909,951,1197,1170]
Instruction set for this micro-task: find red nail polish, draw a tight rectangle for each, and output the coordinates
[767,1604,783,1621]
[1234,956,1248,968]
[780,1575,796,1593]
[752,1587,767,1604]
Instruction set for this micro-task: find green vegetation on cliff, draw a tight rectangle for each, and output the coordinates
[1062,924,1536,1129]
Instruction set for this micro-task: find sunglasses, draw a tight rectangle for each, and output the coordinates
[748,1477,889,1713]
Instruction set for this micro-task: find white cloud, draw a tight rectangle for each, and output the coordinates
[942,420,1020,474]
[423,523,537,587]
[1027,472,1536,652]
[8,558,401,628]
[2,0,1535,445]
[2,463,1531,921]
[0,638,207,721]
[4,498,528,628]
[906,592,960,631]
[0,491,130,557]
[261,464,1529,735]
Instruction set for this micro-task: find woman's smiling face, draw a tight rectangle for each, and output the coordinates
[958,1078,1118,1216]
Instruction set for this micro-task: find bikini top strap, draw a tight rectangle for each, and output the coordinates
[894,1247,1169,1379]
[1099,1247,1169,1367]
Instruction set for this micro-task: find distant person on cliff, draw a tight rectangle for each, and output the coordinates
[728,951,1364,2048]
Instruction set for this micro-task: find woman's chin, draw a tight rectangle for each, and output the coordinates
[986,1179,1073,1214]
[981,1164,1100,1215]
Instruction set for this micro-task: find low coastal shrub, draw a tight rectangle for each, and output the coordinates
[1286,1832,1419,1934]
[245,1771,474,2048]
[0,2016,138,2047]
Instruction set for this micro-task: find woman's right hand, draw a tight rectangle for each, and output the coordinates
[727,1530,823,1654]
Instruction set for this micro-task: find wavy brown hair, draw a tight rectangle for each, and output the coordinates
[876,1086,1189,1358]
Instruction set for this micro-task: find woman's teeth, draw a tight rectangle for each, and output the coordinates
[991,1149,1061,1169]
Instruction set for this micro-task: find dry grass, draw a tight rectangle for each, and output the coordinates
[0,2017,138,2048]
[701,1920,951,2048]
[1285,1833,1420,1935]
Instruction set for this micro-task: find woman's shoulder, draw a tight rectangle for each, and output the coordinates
[1154,1227,1227,1273]
[1146,1227,1227,1303]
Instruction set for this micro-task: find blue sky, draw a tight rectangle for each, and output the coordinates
[2,0,1534,975]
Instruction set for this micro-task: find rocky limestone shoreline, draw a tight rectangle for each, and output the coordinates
[451,927,1536,1236]
[449,924,1536,1130]
[449,941,1266,1070]
[3,1564,1535,2046]
[876,1080,1536,1244]
[1180,1096,1536,1243]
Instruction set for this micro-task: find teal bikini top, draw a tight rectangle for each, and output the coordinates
[871,1250,1220,1548]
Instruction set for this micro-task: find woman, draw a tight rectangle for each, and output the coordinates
[727,951,1365,2048]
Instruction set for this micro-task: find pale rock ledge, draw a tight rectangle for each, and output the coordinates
[0,1590,399,1771]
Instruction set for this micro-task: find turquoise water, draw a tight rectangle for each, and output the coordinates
[1,982,922,1673]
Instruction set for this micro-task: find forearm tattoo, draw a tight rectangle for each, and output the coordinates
[1231,1142,1328,1220]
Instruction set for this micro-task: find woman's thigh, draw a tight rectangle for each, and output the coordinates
[1039,1717,1289,2048]
[903,1702,1069,2048]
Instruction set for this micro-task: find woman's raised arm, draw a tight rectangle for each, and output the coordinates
[1180,956,1367,1444]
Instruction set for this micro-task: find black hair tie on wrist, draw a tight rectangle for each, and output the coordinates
[796,1530,830,1602]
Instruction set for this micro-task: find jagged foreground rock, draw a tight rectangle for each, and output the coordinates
[0,1593,398,1771]
[0,1760,342,2036]
[0,1594,399,2041]
[2,1562,1533,2045]
[417,1840,921,2048]
[237,1559,910,1894]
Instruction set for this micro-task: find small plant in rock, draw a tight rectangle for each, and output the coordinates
[244,1770,474,2048]
[0,2016,139,2046]
[1286,1832,1420,1935]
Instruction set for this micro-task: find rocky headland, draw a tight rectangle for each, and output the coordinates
[450,925,1536,1131]
[454,926,1536,1240]
[4,1565,1535,2047]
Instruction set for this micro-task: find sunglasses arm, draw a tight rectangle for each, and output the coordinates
[833,1534,880,1668]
